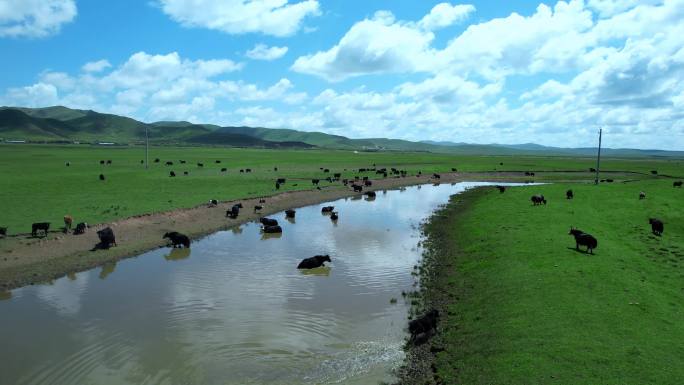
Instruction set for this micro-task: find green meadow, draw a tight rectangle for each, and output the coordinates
[420,180,684,384]
[1,144,682,235]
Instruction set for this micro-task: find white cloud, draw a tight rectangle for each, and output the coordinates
[158,0,320,36]
[82,59,112,73]
[418,3,475,31]
[0,0,76,38]
[246,44,289,61]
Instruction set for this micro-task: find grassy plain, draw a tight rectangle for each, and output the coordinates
[1,144,681,235]
[416,180,684,384]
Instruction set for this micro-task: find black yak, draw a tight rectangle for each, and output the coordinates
[330,212,339,221]
[497,186,506,193]
[197,163,204,167]
[254,205,263,213]
[285,209,296,218]
[227,204,240,219]
[100,160,105,165]
[184,171,189,175]
[262,225,282,234]
[674,181,682,188]
[649,218,664,236]
[97,227,117,248]
[99,174,105,181]
[31,222,50,237]
[221,168,227,172]
[531,195,547,205]
[312,179,320,185]
[297,255,331,269]
[277,178,286,184]
[432,173,441,179]
[409,309,439,345]
[260,217,278,227]
[364,180,372,187]
[639,191,646,200]
[569,228,598,254]
[566,189,574,199]
[164,232,190,248]
[209,199,218,206]
[321,206,334,213]
[170,171,176,177]
[0,227,7,237]
[73,222,87,235]
[165,161,173,166]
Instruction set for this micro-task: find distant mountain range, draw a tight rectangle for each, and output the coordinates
[1,106,682,157]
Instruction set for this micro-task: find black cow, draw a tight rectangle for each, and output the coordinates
[32,222,50,237]
[209,199,218,206]
[323,169,330,173]
[274,167,278,171]
[65,162,70,167]
[531,195,547,205]
[364,180,372,187]
[245,168,252,173]
[164,232,190,248]
[569,228,598,254]
[589,167,596,172]
[285,209,296,218]
[674,181,683,188]
[254,205,263,213]
[240,169,244,173]
[651,170,658,175]
[321,206,334,213]
[433,173,441,179]
[99,174,105,181]
[451,168,457,172]
[277,178,286,184]
[180,160,186,164]
[154,158,160,163]
[165,161,173,166]
[97,227,117,248]
[566,189,574,199]
[100,160,105,165]
[0,227,7,237]
[184,171,189,175]
[260,217,278,227]
[216,160,221,164]
[259,199,266,203]
[275,182,280,190]
[169,171,176,177]
[221,168,227,172]
[73,222,87,235]
[497,186,506,193]
[197,163,204,167]
[106,160,112,165]
[330,212,339,221]
[639,191,646,200]
[409,309,439,345]
[333,173,341,179]
[649,218,664,236]
[312,179,320,185]
[226,204,240,218]
[262,225,282,234]
[353,185,363,192]
[297,255,331,269]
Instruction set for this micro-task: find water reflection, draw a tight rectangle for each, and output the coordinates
[0,290,11,301]
[0,182,525,385]
[98,261,117,279]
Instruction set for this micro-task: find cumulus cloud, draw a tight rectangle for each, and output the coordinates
[157,0,320,36]
[0,0,76,38]
[82,59,112,73]
[246,44,289,60]
[417,3,475,31]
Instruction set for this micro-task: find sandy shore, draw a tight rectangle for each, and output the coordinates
[0,169,617,291]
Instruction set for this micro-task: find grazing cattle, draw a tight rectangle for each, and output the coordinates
[73,222,87,235]
[674,181,683,188]
[197,163,204,167]
[260,217,278,227]
[275,182,280,190]
[227,204,240,218]
[321,206,335,213]
[330,212,339,221]
[569,228,598,254]
[165,161,173,166]
[141,160,144,164]
[274,167,278,171]
[651,170,658,175]
[364,180,372,187]
[297,255,331,269]
[365,191,376,198]
[254,205,263,213]
[100,160,105,165]
[606,179,614,183]
[262,225,282,234]
[97,227,117,248]
[277,178,286,184]
[323,169,330,173]
[353,185,363,192]
[566,189,574,199]
[209,199,218,206]
[433,173,441,179]
[246,168,252,173]
[106,160,112,165]
[170,171,176,177]
[285,209,296,218]
[0,227,6,237]
[65,162,70,167]
[409,309,439,345]
[164,232,191,248]
[154,158,160,163]
[216,160,221,164]
[240,169,244,173]
[531,195,547,205]
[497,186,506,193]
[649,218,664,236]
[63,215,73,232]
[99,174,105,181]
[221,168,227,172]
[259,199,266,204]
[184,171,189,175]
[180,160,186,164]
[312,179,320,185]
[589,167,596,172]
[333,173,341,179]
[639,191,646,200]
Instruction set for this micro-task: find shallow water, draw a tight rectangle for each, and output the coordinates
[0,182,513,385]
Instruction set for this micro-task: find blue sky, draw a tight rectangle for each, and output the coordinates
[1,0,682,149]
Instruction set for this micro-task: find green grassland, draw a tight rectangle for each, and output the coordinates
[0,144,682,235]
[419,180,684,384]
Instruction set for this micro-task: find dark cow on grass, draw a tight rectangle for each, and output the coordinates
[285,209,296,218]
[96,227,117,249]
[254,205,263,213]
[209,199,218,206]
[221,168,227,172]
[165,161,174,166]
[197,163,204,168]
[184,171,189,175]
[566,189,574,199]
[99,174,106,181]
[227,204,240,219]
[262,225,282,234]
[569,227,597,254]
[352,185,362,193]
[321,206,334,213]
[0,227,7,237]
[100,160,105,165]
[312,179,320,185]
[170,171,176,177]
[674,181,683,188]
[409,309,439,345]
[154,158,160,163]
[649,218,664,236]
[31,222,50,237]
[531,195,547,205]
[497,186,506,193]
[277,178,286,184]
[216,160,221,164]
[260,217,278,227]
[639,191,646,200]
[364,180,372,187]
[73,222,87,235]
[106,160,112,165]
[164,232,191,248]
[297,255,331,269]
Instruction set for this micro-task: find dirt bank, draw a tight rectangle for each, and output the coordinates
[0,172,523,291]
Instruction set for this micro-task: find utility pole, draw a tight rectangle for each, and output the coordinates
[595,128,602,185]
[145,126,149,169]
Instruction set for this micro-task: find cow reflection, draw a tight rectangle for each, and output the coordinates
[165,248,191,262]
[299,266,331,277]
[99,262,117,280]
